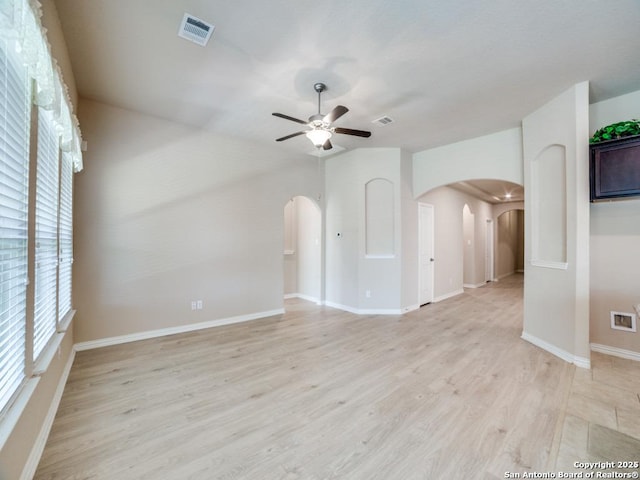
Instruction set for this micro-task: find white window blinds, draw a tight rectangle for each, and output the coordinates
[0,39,30,412]
[58,152,73,320]
[33,107,59,360]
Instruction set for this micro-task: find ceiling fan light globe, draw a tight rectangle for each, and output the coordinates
[306,129,332,147]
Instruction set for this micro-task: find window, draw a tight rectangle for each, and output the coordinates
[0,38,31,413]
[58,153,73,322]
[0,0,83,417]
[33,107,60,360]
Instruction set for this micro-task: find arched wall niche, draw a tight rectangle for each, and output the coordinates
[364,178,395,257]
[530,144,567,267]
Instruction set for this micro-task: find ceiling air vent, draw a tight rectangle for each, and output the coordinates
[178,13,214,46]
[372,115,394,126]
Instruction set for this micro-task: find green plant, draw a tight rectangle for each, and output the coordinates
[590,119,640,143]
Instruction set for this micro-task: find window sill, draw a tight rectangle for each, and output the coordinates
[0,377,40,451]
[58,308,76,333]
[530,259,568,270]
[33,309,75,376]
[0,309,75,450]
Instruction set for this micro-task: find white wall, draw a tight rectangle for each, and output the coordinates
[324,147,417,313]
[522,82,591,367]
[74,99,321,342]
[589,90,640,354]
[400,150,419,310]
[413,127,524,198]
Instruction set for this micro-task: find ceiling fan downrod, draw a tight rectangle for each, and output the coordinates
[314,82,326,116]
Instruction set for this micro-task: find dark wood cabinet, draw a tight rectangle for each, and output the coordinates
[590,135,640,201]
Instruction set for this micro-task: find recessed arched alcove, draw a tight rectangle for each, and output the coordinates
[365,178,395,257]
[530,144,567,267]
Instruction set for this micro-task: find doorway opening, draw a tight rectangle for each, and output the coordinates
[418,202,435,306]
[462,204,476,288]
[485,219,494,283]
[495,209,525,280]
[283,196,322,306]
[416,180,524,304]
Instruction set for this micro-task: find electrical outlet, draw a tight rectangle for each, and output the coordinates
[197,300,203,310]
[365,290,371,298]
[191,301,197,311]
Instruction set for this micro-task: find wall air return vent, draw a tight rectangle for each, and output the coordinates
[372,115,394,126]
[178,13,214,46]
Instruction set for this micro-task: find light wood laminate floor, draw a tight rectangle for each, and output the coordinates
[35,275,640,479]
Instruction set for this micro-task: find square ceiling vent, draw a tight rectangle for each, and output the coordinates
[178,13,214,46]
[372,115,394,126]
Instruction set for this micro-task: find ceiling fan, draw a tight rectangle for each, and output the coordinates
[272,83,371,150]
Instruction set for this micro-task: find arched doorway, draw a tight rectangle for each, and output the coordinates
[495,208,525,280]
[462,204,475,287]
[416,179,524,301]
[283,196,322,305]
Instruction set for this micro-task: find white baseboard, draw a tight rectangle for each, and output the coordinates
[402,304,420,313]
[463,282,486,289]
[590,343,640,362]
[284,293,322,305]
[74,309,285,351]
[433,289,464,303]
[573,355,591,370]
[21,347,76,480]
[497,271,516,280]
[323,301,405,315]
[357,308,404,315]
[323,301,358,314]
[521,331,591,369]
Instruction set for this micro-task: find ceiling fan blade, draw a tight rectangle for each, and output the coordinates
[334,127,371,138]
[323,105,348,124]
[276,131,307,142]
[322,139,333,150]
[272,112,308,125]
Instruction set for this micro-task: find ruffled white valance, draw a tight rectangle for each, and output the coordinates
[0,0,83,171]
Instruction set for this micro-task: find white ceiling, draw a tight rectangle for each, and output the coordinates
[54,0,640,162]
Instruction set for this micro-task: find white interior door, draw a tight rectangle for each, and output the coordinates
[485,219,494,282]
[419,203,434,305]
